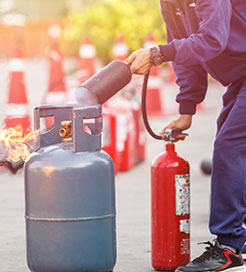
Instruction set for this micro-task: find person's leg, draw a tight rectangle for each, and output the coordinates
[209,81,246,250]
[176,81,246,272]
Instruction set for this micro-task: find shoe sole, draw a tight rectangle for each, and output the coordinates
[175,265,246,272]
[242,253,246,262]
[221,266,246,272]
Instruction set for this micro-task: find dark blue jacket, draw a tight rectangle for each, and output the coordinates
[159,0,246,114]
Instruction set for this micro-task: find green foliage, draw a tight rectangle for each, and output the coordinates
[63,0,166,63]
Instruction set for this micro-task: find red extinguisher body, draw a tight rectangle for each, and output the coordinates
[151,143,190,271]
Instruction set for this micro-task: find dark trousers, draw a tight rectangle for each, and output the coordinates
[209,79,246,250]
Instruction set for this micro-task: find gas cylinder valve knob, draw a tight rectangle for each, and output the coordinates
[59,121,72,139]
[162,129,188,143]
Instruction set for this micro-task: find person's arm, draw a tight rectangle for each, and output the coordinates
[125,26,209,115]
[160,25,208,137]
[160,0,232,65]
[173,61,208,115]
[124,30,208,139]
[125,0,232,71]
[158,55,208,140]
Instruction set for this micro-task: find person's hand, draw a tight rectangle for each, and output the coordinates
[160,114,193,141]
[124,48,152,75]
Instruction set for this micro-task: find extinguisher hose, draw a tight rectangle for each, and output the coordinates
[141,72,163,140]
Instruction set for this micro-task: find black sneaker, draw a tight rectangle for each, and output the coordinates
[175,240,246,272]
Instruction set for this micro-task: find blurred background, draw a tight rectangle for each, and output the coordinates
[0,0,177,173]
[0,0,165,59]
[0,0,170,129]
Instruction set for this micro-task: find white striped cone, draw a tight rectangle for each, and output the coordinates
[144,33,164,116]
[143,33,157,49]
[79,44,96,59]
[5,104,29,117]
[146,66,164,116]
[8,58,25,72]
[113,35,129,61]
[5,47,31,134]
[79,35,96,83]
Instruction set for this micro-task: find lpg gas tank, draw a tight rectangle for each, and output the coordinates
[24,105,116,272]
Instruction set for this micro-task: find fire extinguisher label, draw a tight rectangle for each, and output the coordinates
[175,174,190,216]
[180,219,190,234]
[181,238,190,255]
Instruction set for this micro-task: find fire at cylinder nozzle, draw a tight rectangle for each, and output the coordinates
[75,60,132,106]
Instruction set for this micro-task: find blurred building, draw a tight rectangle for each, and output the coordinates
[0,0,93,58]
[0,0,91,21]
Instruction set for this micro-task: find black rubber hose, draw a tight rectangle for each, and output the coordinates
[141,72,163,140]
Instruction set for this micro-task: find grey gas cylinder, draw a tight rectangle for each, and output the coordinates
[24,104,116,272]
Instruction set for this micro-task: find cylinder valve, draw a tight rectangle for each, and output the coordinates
[59,121,72,139]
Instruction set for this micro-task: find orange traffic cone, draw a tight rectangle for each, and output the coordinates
[79,35,97,83]
[43,25,66,106]
[112,35,129,61]
[144,33,164,116]
[4,46,31,135]
[42,26,66,129]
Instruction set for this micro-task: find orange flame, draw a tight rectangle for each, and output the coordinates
[0,125,39,163]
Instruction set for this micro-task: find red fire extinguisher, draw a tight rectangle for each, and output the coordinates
[141,73,190,271]
[151,130,190,270]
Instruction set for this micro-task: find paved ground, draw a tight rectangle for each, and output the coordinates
[0,58,226,271]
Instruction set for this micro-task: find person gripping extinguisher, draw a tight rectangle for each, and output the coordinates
[125,1,246,271]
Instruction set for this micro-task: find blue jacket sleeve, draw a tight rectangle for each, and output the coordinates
[165,26,208,115]
[173,62,208,114]
[159,0,232,65]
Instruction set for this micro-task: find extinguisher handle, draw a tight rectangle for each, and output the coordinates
[34,104,76,150]
[166,129,188,137]
[164,129,188,142]
[73,105,102,152]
